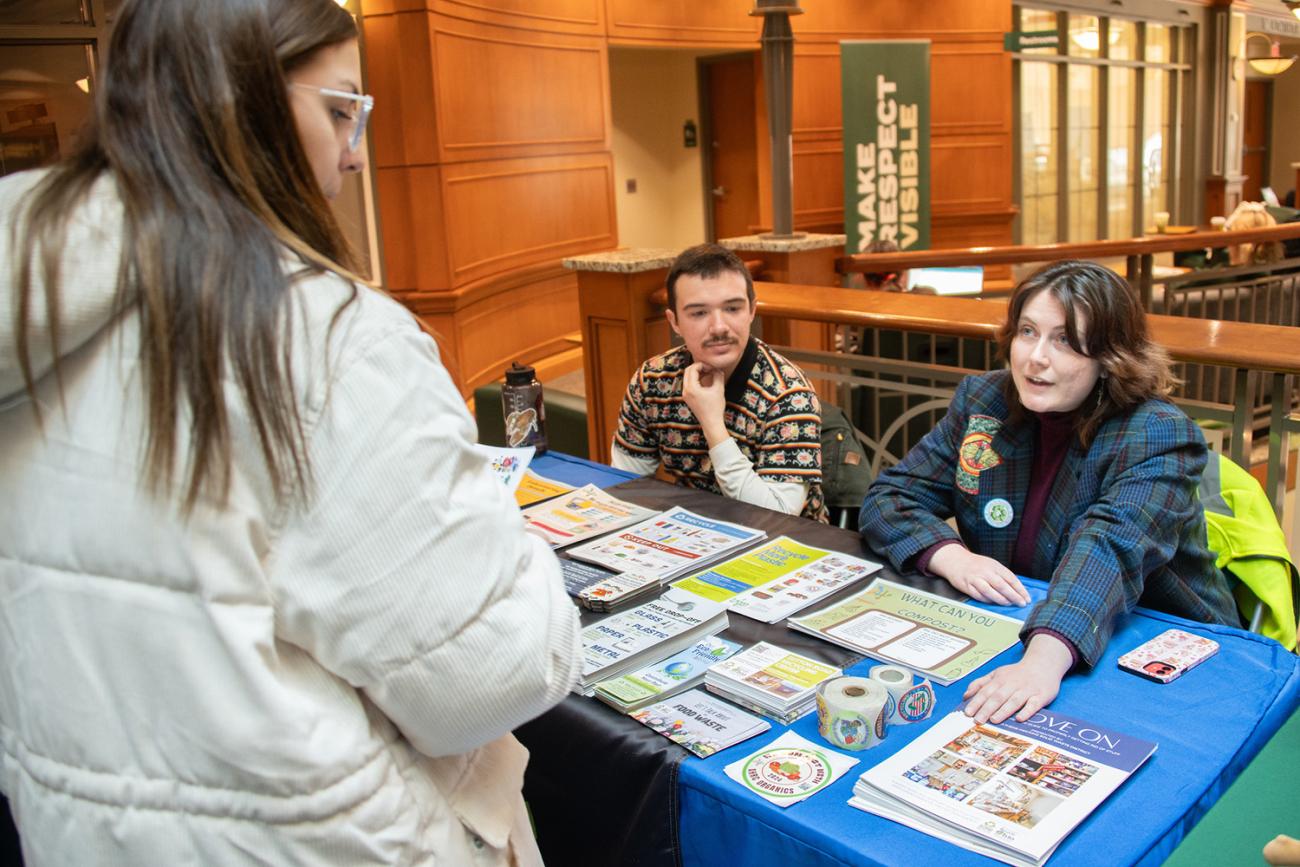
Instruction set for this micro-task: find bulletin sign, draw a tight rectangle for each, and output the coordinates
[841,41,931,253]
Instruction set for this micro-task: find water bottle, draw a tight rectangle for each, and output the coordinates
[501,362,548,453]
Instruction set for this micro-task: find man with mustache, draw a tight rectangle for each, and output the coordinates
[611,244,828,521]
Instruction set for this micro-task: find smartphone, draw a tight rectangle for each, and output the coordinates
[1117,629,1219,684]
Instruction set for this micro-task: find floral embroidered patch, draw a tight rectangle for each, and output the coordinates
[956,415,1002,494]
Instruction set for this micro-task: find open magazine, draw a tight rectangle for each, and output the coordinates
[851,710,1156,867]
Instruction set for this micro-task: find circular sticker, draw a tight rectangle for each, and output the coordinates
[898,682,935,722]
[983,497,1014,529]
[739,746,834,800]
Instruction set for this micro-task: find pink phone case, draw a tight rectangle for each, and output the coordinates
[1116,629,1219,683]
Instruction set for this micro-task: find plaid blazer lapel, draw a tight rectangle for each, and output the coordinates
[968,422,1034,565]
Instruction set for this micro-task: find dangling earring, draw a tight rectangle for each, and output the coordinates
[1095,372,1108,410]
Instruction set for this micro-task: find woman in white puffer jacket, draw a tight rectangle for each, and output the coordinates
[0,1,580,864]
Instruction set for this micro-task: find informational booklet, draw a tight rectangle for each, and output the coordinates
[630,688,771,758]
[472,443,534,493]
[567,507,765,581]
[726,731,860,808]
[850,710,1157,867]
[514,469,575,507]
[578,589,730,695]
[560,558,620,599]
[682,536,883,621]
[704,641,840,723]
[521,484,657,549]
[595,635,744,713]
[787,579,1023,686]
[578,570,664,612]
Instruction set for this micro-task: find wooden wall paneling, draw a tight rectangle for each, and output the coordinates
[792,146,843,232]
[430,0,605,36]
[431,15,610,163]
[376,164,451,291]
[363,10,440,168]
[360,0,427,16]
[452,271,580,388]
[931,137,1011,217]
[441,152,617,287]
[605,0,758,46]
[794,0,1011,40]
[929,43,1011,138]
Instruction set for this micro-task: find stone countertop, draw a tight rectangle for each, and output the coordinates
[720,233,846,252]
[561,249,678,273]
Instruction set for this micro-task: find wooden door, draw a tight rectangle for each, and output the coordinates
[703,54,760,241]
[1242,79,1271,203]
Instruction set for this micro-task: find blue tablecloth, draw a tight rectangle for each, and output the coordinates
[530,451,636,490]
[676,580,1300,867]
[521,453,1300,866]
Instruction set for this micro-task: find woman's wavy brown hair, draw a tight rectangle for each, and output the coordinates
[995,260,1178,448]
[14,0,359,513]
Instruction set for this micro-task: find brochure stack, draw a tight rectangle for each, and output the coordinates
[704,641,841,724]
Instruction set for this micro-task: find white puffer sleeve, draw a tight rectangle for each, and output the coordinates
[269,300,580,758]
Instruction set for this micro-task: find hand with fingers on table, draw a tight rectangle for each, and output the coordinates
[962,632,1074,724]
[927,544,1032,608]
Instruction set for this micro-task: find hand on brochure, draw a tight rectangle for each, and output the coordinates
[1265,834,1300,866]
[928,546,1031,608]
[961,632,1073,724]
[682,362,728,447]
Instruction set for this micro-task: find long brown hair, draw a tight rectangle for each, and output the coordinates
[14,0,359,512]
[995,260,1178,448]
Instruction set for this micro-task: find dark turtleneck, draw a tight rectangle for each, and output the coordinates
[1011,410,1077,577]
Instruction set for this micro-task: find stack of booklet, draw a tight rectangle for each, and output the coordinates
[704,641,840,724]
[630,688,771,758]
[850,709,1156,867]
[577,590,730,696]
[577,570,664,612]
[567,507,765,582]
[520,485,656,549]
[594,635,743,713]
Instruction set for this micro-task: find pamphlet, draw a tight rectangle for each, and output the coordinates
[521,484,656,548]
[567,507,765,581]
[725,730,860,807]
[472,443,533,493]
[787,579,1023,685]
[704,641,840,723]
[578,589,730,695]
[578,570,664,612]
[560,558,619,598]
[595,635,744,713]
[711,537,882,621]
[514,469,575,507]
[630,688,771,758]
[850,710,1156,866]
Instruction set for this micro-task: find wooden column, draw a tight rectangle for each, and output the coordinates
[721,233,843,349]
[565,251,676,463]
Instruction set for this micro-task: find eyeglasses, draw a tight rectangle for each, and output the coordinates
[290,84,374,152]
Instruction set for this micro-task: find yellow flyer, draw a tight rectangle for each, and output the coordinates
[672,537,827,603]
[514,470,574,507]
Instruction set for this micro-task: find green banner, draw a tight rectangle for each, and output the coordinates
[1003,30,1060,52]
[841,40,930,253]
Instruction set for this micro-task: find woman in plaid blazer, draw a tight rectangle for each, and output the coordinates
[859,260,1237,726]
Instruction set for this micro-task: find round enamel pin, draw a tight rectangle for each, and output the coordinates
[983,498,1013,529]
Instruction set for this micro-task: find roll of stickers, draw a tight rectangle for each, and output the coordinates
[869,664,936,725]
[815,676,889,751]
